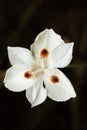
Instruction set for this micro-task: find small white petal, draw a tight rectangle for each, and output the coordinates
[26,79,47,107]
[44,69,76,101]
[4,65,36,92]
[8,46,35,66]
[31,29,64,58]
[34,28,64,45]
[49,42,74,68]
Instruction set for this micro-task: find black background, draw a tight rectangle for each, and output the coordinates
[0,0,87,130]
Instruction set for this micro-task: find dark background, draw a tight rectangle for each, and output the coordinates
[0,0,87,130]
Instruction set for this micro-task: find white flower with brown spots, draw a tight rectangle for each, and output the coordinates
[4,29,76,107]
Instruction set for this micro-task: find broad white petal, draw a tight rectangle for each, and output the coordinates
[31,29,64,58]
[4,65,36,92]
[8,46,35,66]
[49,42,74,68]
[44,69,76,101]
[26,79,47,107]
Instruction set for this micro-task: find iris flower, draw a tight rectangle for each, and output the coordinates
[4,29,76,107]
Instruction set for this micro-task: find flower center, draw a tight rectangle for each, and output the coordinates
[24,71,32,79]
[24,53,50,79]
[50,75,59,84]
[40,48,49,58]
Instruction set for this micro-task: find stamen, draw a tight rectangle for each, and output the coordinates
[40,48,49,58]
[24,71,32,79]
[50,75,59,84]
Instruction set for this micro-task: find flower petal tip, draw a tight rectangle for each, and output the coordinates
[7,46,14,54]
[71,42,74,47]
[7,46,12,50]
[30,102,43,108]
[63,92,76,102]
[69,91,76,100]
[31,104,34,108]
[30,103,38,108]
[72,92,77,98]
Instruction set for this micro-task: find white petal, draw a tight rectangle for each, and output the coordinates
[31,29,64,58]
[49,42,74,68]
[44,69,76,101]
[26,79,47,107]
[34,28,64,45]
[4,65,36,92]
[8,46,35,66]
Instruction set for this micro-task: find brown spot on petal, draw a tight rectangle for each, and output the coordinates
[50,75,59,84]
[40,48,49,58]
[24,71,32,79]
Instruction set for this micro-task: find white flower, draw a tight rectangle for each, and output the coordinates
[4,29,76,107]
